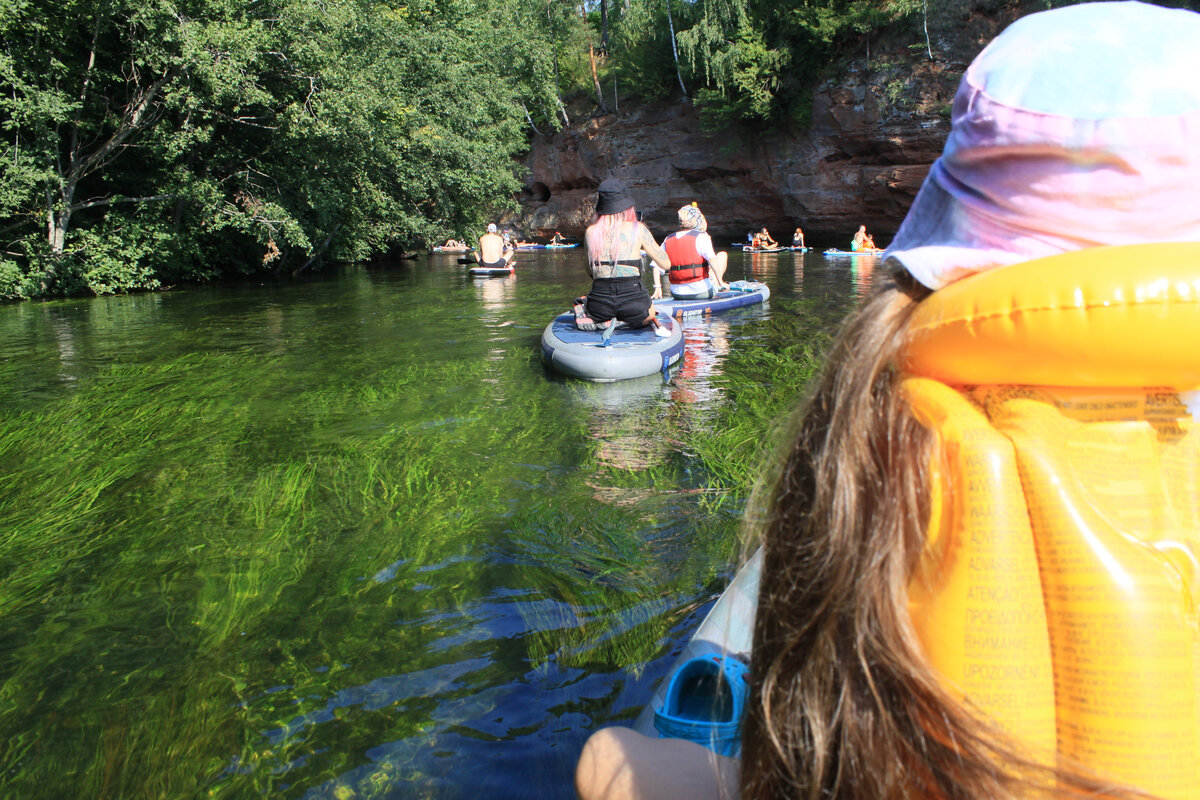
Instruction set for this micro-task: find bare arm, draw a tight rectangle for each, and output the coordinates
[638,224,671,270]
[576,728,739,800]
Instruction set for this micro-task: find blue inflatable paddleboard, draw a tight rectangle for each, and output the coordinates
[654,281,770,319]
[541,310,684,382]
[823,248,882,257]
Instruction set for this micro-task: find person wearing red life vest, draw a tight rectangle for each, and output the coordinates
[655,204,730,300]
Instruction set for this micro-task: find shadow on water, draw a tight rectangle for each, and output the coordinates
[0,250,865,799]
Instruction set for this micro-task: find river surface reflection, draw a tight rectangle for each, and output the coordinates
[0,249,869,799]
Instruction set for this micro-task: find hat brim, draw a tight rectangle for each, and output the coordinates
[596,195,635,216]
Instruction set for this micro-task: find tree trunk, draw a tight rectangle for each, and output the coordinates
[294,224,342,275]
[522,102,544,136]
[665,0,687,100]
[589,45,608,112]
[922,0,933,60]
[45,72,171,256]
[600,0,609,54]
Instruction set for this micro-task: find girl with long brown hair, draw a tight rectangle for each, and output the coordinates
[577,3,1200,798]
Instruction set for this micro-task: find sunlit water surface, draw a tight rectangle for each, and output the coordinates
[0,249,875,798]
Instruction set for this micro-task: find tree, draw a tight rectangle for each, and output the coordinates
[0,0,564,299]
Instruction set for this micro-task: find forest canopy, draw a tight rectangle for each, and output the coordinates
[0,0,1134,299]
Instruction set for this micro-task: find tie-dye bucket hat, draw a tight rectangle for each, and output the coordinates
[884,1,1200,290]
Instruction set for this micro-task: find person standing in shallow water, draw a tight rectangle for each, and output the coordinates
[583,179,672,337]
[576,3,1200,799]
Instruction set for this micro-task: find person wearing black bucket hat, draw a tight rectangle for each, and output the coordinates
[583,179,673,336]
[594,178,635,216]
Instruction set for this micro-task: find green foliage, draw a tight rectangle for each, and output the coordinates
[0,259,28,299]
[604,0,679,102]
[595,0,941,126]
[0,0,565,299]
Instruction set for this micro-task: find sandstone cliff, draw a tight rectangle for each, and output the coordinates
[508,3,1021,249]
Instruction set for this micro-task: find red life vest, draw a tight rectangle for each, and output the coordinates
[663,230,709,283]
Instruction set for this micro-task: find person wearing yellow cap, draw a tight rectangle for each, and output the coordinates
[655,203,730,300]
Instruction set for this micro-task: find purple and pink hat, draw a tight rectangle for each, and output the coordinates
[884,1,1200,290]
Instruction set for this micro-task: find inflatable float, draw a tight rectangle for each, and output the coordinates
[541,309,683,382]
[637,244,1200,796]
[516,243,578,250]
[653,281,770,319]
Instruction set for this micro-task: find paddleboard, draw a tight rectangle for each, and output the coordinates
[823,248,882,257]
[468,265,514,277]
[654,281,770,319]
[541,310,684,382]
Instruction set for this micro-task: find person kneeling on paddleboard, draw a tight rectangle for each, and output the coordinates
[584,179,672,338]
[655,204,730,300]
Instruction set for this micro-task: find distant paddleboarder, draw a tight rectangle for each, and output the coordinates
[476,224,514,269]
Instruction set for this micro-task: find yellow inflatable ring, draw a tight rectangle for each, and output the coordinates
[902,243,1200,388]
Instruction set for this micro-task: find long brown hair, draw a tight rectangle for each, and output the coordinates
[739,276,1153,800]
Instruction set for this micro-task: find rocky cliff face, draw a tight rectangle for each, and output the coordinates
[509,5,1014,249]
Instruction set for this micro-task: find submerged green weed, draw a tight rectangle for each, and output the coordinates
[0,265,847,798]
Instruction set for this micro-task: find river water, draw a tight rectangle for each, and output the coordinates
[0,249,875,798]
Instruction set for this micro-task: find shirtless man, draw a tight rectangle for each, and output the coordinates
[476,224,514,268]
[851,225,880,252]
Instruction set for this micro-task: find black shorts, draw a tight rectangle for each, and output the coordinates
[479,258,509,269]
[586,277,652,326]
